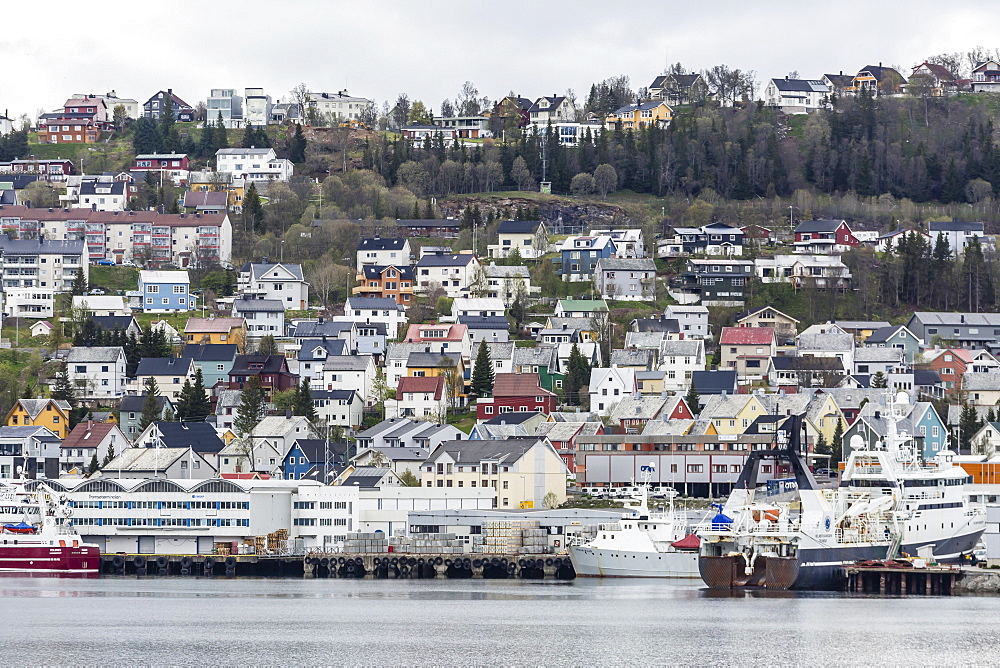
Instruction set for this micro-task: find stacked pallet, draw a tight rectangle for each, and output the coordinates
[267,529,289,553]
[478,520,550,554]
[343,532,389,553]
[390,533,465,554]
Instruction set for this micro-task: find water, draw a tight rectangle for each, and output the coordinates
[1,576,998,665]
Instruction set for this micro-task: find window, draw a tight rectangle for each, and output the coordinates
[173,285,185,293]
[686,464,703,473]
[146,285,159,293]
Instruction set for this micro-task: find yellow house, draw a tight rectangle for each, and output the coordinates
[188,172,245,209]
[606,101,673,130]
[699,395,769,435]
[184,317,247,345]
[803,393,847,446]
[5,399,72,439]
[405,351,466,398]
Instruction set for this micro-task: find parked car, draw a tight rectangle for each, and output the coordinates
[96,259,115,266]
[121,260,137,267]
[88,288,106,295]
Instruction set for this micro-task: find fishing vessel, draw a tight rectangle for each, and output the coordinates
[697,393,985,590]
[0,481,100,574]
[569,465,701,578]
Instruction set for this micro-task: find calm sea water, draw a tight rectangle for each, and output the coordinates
[0,576,998,666]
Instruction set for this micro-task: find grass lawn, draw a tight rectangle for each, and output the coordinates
[88,266,139,294]
[447,409,477,434]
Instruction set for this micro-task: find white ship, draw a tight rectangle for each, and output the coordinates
[698,393,986,590]
[569,465,701,578]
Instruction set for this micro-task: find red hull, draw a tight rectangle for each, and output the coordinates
[0,545,100,573]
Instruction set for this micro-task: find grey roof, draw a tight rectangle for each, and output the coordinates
[405,351,462,368]
[247,262,304,281]
[427,438,546,465]
[660,339,703,357]
[358,237,408,252]
[927,221,984,232]
[386,342,438,361]
[513,345,558,368]
[817,388,887,410]
[547,317,592,331]
[794,219,846,234]
[0,235,85,254]
[854,347,904,363]
[473,424,527,439]
[346,296,404,310]
[625,331,668,350]
[66,346,123,363]
[610,348,655,368]
[910,312,1000,327]
[120,394,170,413]
[770,78,830,92]
[691,370,737,394]
[183,344,238,362]
[796,332,854,352]
[340,467,396,489]
[632,317,680,333]
[962,373,1000,392]
[457,316,509,330]
[297,339,345,360]
[233,298,284,313]
[293,320,355,338]
[15,399,72,420]
[323,356,374,371]
[154,422,225,453]
[770,355,844,371]
[833,321,891,331]
[596,258,657,271]
[865,325,907,344]
[496,220,541,235]
[136,357,193,376]
[416,254,477,267]
[610,397,668,421]
[483,412,542,426]
[472,340,515,361]
[483,264,530,279]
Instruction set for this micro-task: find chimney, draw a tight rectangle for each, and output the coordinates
[285,409,292,419]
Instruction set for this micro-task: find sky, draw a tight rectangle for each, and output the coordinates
[4,0,997,120]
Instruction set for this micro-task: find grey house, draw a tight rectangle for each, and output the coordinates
[595,258,657,301]
[907,312,1000,350]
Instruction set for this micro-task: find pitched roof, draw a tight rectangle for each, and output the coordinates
[691,370,737,394]
[962,372,1000,391]
[416,253,477,267]
[230,354,289,375]
[557,299,608,313]
[457,316,509,330]
[427,438,547,465]
[927,220,984,232]
[233,298,284,313]
[493,373,555,398]
[794,219,846,233]
[361,264,414,280]
[183,344,238,361]
[720,327,775,345]
[13,398,71,421]
[513,345,558,368]
[596,258,656,271]
[346,296,405,310]
[184,317,244,333]
[610,396,668,421]
[496,220,541,235]
[119,394,170,413]
[396,376,445,400]
[136,357,193,376]
[66,346,123,363]
[854,347,904,363]
[154,421,225,452]
[246,262,305,282]
[610,348,655,368]
[405,351,461,368]
[632,317,680,333]
[484,412,542,426]
[796,332,854,351]
[770,78,830,93]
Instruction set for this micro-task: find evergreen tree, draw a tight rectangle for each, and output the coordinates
[685,384,700,415]
[257,334,278,355]
[212,112,229,154]
[88,453,99,475]
[288,123,307,163]
[187,368,212,422]
[242,182,264,235]
[988,407,997,424]
[139,377,161,433]
[470,342,495,398]
[124,331,142,377]
[831,420,845,467]
[70,266,88,296]
[423,199,434,219]
[241,123,257,149]
[132,117,162,155]
[294,378,318,423]
[176,378,194,420]
[234,375,265,437]
[102,442,116,468]
[871,371,888,388]
[565,343,591,406]
[959,403,981,454]
[51,361,76,406]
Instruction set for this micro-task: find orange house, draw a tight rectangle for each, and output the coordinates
[5,398,72,439]
[37,118,101,144]
[353,265,415,307]
[184,317,247,345]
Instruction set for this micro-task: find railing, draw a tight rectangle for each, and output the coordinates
[598,523,622,532]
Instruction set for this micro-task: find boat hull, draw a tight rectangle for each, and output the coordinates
[0,545,100,573]
[569,545,700,578]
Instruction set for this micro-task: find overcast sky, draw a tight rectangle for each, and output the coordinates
[5,0,997,120]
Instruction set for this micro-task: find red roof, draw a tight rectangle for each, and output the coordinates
[719,327,775,346]
[671,533,701,550]
[404,322,468,342]
[61,422,120,449]
[492,373,556,398]
[396,376,445,400]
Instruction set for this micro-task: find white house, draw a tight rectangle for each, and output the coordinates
[238,262,309,310]
[322,355,377,405]
[384,376,448,421]
[135,357,197,402]
[60,421,127,474]
[589,367,637,415]
[335,296,407,340]
[66,346,127,399]
[72,295,130,317]
[528,95,576,130]
[311,389,364,431]
[763,78,831,113]
[215,148,293,182]
[448,297,505,322]
[927,221,986,257]
[233,299,285,337]
[356,237,413,268]
[664,304,710,339]
[658,339,706,392]
[594,258,657,301]
[591,228,645,258]
[414,253,482,298]
[483,264,534,306]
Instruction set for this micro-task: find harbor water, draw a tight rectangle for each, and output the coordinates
[1,576,998,665]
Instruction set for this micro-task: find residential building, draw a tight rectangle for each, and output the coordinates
[793,220,859,253]
[668,222,745,255]
[72,176,127,211]
[238,262,309,310]
[336,296,407,339]
[736,306,800,341]
[356,237,413,268]
[353,264,414,307]
[311,388,364,432]
[512,346,563,393]
[927,221,986,257]
[67,346,127,400]
[796,330,856,371]
[962,373,1000,407]
[719,327,776,382]
[229,354,298,397]
[36,116,100,144]
[306,90,373,122]
[402,323,472,365]
[769,355,846,391]
[143,90,195,121]
[322,355,376,404]
[487,220,549,259]
[528,95,576,129]
[690,370,738,403]
[832,320,892,344]
[754,254,852,291]
[605,101,673,130]
[864,325,922,364]
[138,270,193,312]
[282,438,348,481]
[458,316,510,345]
[71,91,139,120]
[181,190,228,215]
[434,115,490,138]
[918,348,972,394]
[414,253,482,298]
[233,298,285,336]
[845,64,907,96]
[60,421,126,473]
[558,235,616,282]
[612,396,693,433]
[554,299,609,319]
[853,347,905,378]
[216,148,293,183]
[483,264,533,306]
[4,398,72,439]
[659,339,706,392]
[663,305,710,339]
[206,88,243,128]
[118,394,174,440]
[874,227,931,253]
[135,357,197,402]
[673,258,753,306]
[385,376,448,421]
[594,258,656,301]
[845,400,946,460]
[590,229,645,258]
[242,88,272,127]
[295,338,346,383]
[396,219,462,238]
[421,438,568,508]
[183,343,238,389]
[0,235,85,318]
[589,367,636,415]
[72,295,129,317]
[449,297,505,323]
[971,60,1000,93]
[763,78,831,113]
[184,317,246,345]
[130,154,191,185]
[355,418,464,452]
[0,159,75,182]
[647,73,708,106]
[476,373,557,421]
[0,426,62,479]
[906,312,1000,350]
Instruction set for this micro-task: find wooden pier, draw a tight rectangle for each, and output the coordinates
[843,564,960,595]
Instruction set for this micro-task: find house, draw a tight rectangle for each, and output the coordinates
[768,355,845,391]
[29,321,54,338]
[311,389,363,431]
[821,72,855,96]
[336,296,407,340]
[719,327,776,382]
[513,346,563,392]
[918,348,972,394]
[66,346,127,400]
[659,339,706,392]
[845,401,946,460]
[88,315,141,339]
[135,357,197,402]
[528,95,576,128]
[396,219,463,238]
[295,338,346,383]
[322,355,376,404]
[138,270,193,312]
[143,89,195,121]
[796,329,856,370]
[422,437,568,508]
[927,221,986,257]
[846,64,907,96]
[0,236,86,318]
[589,229,645,258]
[554,299,609,319]
[673,258,754,306]
[215,147,293,183]
[558,236,616,282]
[0,425,61,478]
[233,299,285,337]
[874,228,931,253]
[906,312,1000,350]
[635,370,667,396]
[611,348,656,372]
[457,316,510,345]
[476,373,557,421]
[449,297,506,322]
[352,265,414,307]
[229,354,298,397]
[402,323,472,365]
[60,421,126,473]
[129,154,191,185]
[72,295,130,317]
[605,101,673,130]
[698,394,770,436]
[238,262,309,310]
[355,418,464,453]
[183,344,238,389]
[404,351,464,394]
[589,367,636,415]
[864,325,922,364]
[971,60,1000,93]
[305,89,373,122]
[36,116,100,144]
[663,305,710,339]
[831,320,892,344]
[472,341,516,375]
[736,306,800,341]
[182,190,229,214]
[184,317,246,345]
[4,398,72,439]
[487,220,549,259]
[100,446,216,479]
[793,220,859,253]
[118,394,174,440]
[754,254,852,291]
[970,422,1000,456]
[961,373,1000,407]
[612,396,693,433]
[249,415,321,463]
[594,258,657,301]
[213,389,241,432]
[669,222,745,256]
[557,341,602,370]
[414,253,482,298]
[356,237,412,268]
[282,438,350,481]
[401,125,456,144]
[434,115,491,138]
[74,177,127,211]
[763,78,831,113]
[535,420,604,471]
[483,264,533,306]
[853,347,904,378]
[647,72,708,106]
[630,316,680,339]
[385,376,448,421]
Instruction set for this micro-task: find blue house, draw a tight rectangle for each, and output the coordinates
[865,325,922,364]
[184,344,238,389]
[282,438,351,480]
[356,322,387,356]
[558,235,617,282]
[844,401,947,461]
[138,270,194,312]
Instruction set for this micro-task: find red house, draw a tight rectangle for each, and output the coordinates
[541,421,604,472]
[476,373,557,420]
[919,348,972,395]
[740,223,772,241]
[229,354,298,397]
[793,219,859,252]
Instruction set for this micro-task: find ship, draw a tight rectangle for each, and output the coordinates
[697,393,985,590]
[0,481,100,574]
[569,464,701,578]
